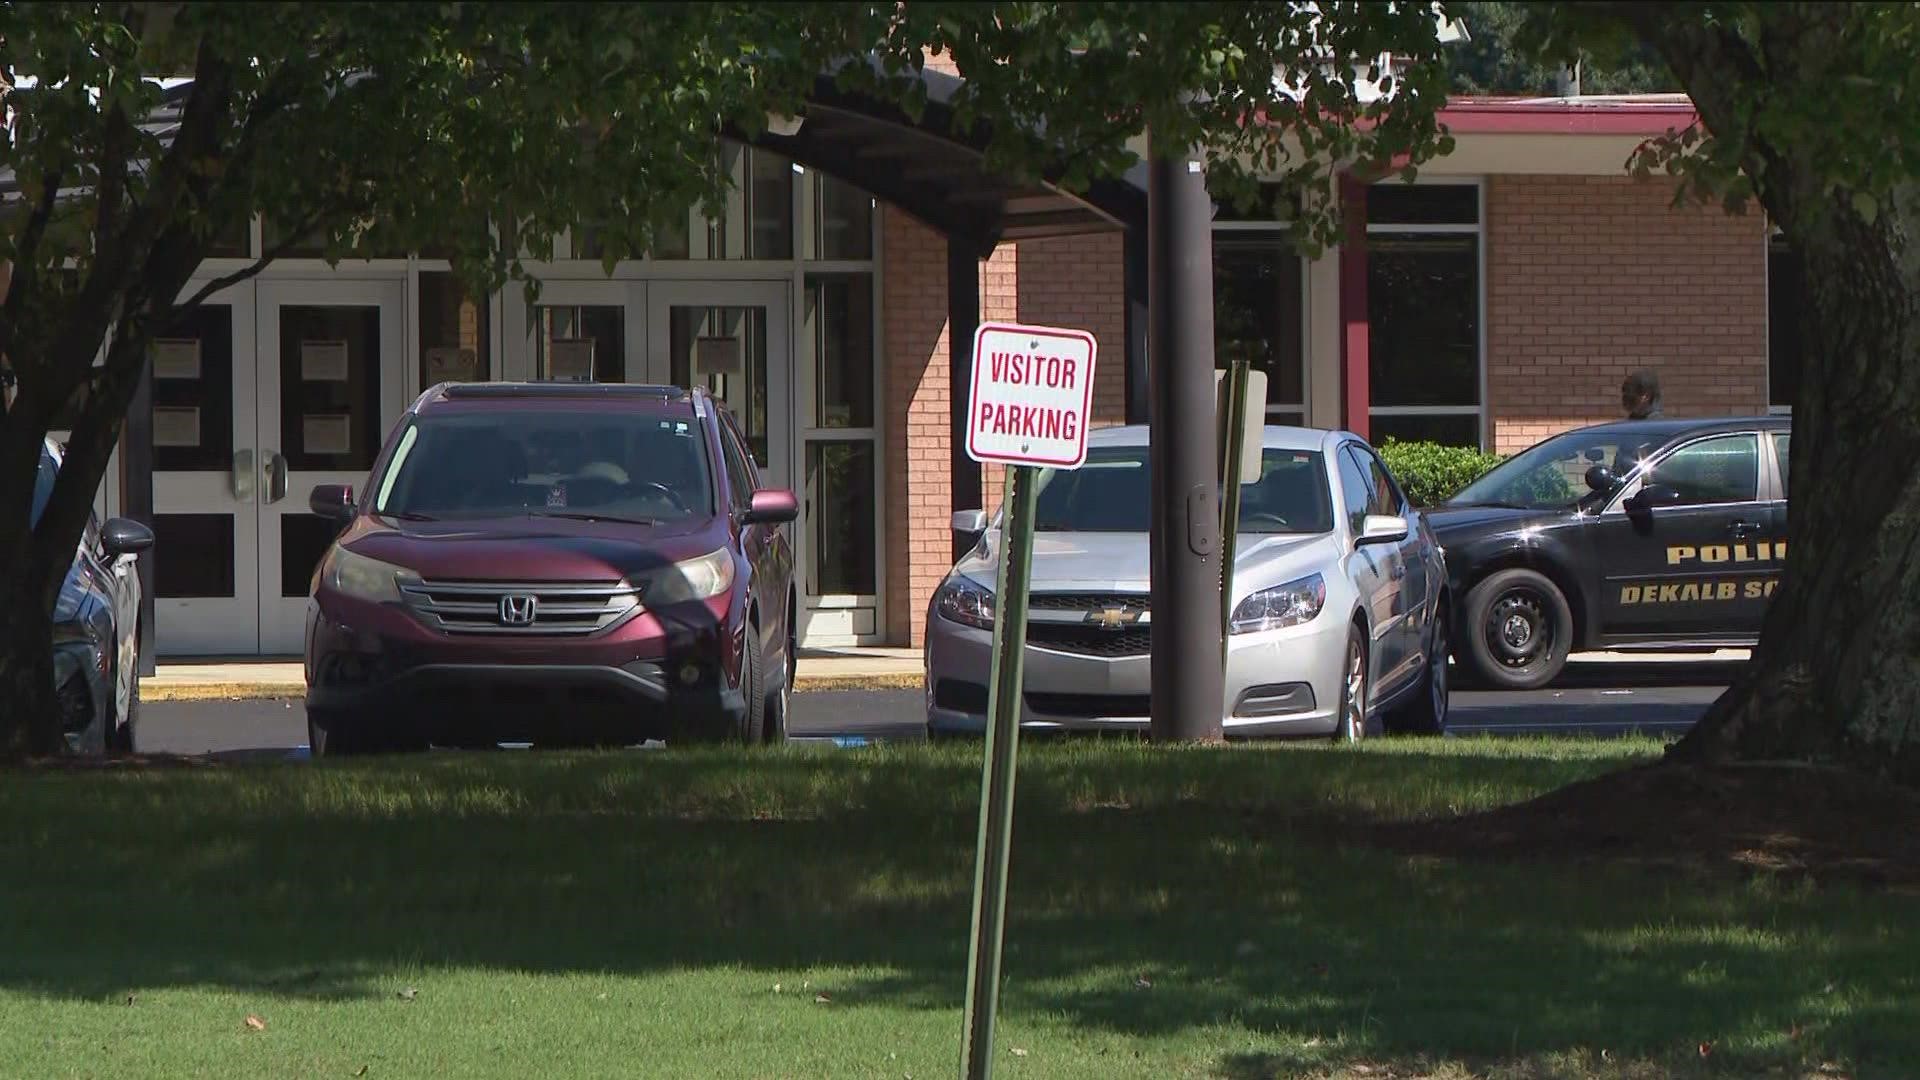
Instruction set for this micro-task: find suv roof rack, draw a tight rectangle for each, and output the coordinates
[430,381,691,402]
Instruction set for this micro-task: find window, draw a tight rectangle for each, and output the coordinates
[1367,182,1482,448]
[1336,447,1373,536]
[1213,232,1306,423]
[535,305,624,382]
[1352,447,1405,516]
[418,272,490,388]
[374,410,714,522]
[1650,434,1760,506]
[1031,446,1334,535]
[808,274,875,428]
[1768,233,1801,413]
[1453,428,1625,510]
[1773,433,1790,498]
[718,414,757,510]
[813,174,874,260]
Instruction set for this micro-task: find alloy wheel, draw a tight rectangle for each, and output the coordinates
[1343,638,1367,743]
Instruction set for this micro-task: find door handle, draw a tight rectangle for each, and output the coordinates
[232,450,255,502]
[1727,520,1763,539]
[263,451,289,504]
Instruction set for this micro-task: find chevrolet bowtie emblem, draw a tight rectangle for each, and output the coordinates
[1086,607,1137,630]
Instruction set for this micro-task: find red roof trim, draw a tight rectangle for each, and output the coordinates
[1438,98,1699,136]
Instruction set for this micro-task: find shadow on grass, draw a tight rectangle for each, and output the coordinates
[2,743,1914,1073]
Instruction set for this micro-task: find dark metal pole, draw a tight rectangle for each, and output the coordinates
[1146,136,1224,743]
[1122,226,1150,425]
[949,239,983,560]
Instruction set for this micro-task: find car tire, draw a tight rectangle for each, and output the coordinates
[1387,603,1449,736]
[762,615,791,746]
[1334,625,1369,744]
[1461,568,1575,691]
[740,624,768,744]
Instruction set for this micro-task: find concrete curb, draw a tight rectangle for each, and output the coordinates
[144,671,926,703]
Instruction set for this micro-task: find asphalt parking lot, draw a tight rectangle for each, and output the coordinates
[139,659,1737,757]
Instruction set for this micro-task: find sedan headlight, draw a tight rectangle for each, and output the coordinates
[325,547,414,604]
[1229,573,1326,635]
[934,575,995,630]
[638,548,737,607]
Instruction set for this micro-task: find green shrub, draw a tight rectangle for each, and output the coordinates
[1375,438,1505,507]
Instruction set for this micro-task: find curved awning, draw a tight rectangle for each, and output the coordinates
[739,65,1146,259]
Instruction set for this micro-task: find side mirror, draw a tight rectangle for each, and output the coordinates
[951,509,988,536]
[1627,484,1683,512]
[100,517,155,558]
[1356,514,1410,546]
[1585,465,1620,493]
[742,488,799,525]
[309,484,356,524]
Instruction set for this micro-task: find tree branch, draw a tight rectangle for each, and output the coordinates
[174,209,329,310]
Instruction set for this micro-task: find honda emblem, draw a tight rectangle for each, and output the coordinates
[499,594,537,626]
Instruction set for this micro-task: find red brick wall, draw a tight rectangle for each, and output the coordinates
[1016,232,1128,426]
[882,206,956,646]
[1485,175,1768,454]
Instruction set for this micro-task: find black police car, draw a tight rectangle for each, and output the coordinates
[1424,416,1790,690]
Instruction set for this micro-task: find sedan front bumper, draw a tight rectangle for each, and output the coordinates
[924,609,1346,738]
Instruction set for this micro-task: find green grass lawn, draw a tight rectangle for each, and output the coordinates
[1,736,1913,1079]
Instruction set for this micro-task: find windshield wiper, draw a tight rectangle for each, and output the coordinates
[526,510,661,525]
[379,510,438,522]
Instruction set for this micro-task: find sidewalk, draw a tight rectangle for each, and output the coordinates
[141,646,925,702]
[140,646,1747,703]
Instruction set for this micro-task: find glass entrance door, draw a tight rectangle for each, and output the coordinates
[256,279,407,654]
[644,281,791,489]
[151,282,261,655]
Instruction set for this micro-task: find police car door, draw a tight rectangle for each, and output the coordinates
[1591,431,1774,643]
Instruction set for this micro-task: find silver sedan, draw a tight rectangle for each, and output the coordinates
[924,424,1450,740]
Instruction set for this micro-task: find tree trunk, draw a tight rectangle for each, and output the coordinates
[0,573,63,759]
[1671,188,1920,784]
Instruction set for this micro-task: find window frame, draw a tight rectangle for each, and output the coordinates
[1365,178,1487,449]
[1335,442,1375,538]
[1604,430,1770,513]
[1210,221,1310,423]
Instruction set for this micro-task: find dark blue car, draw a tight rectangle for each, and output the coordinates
[32,438,154,753]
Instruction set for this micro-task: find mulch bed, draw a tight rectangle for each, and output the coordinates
[1373,761,1920,889]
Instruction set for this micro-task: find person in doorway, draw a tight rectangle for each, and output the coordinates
[1621,369,1663,419]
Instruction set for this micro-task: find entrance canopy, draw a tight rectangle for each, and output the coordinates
[748,64,1148,259]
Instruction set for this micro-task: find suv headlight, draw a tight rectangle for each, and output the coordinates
[639,548,736,607]
[934,575,995,630]
[326,548,414,604]
[1229,573,1326,635]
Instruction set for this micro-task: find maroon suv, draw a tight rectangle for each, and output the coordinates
[303,382,797,755]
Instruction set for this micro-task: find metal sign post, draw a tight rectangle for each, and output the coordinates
[958,461,1037,1080]
[956,321,1097,1080]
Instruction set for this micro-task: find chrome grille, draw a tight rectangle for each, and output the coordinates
[1029,593,1151,613]
[401,580,641,636]
[1024,592,1153,657]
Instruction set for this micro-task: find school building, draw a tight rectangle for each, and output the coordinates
[61,67,1796,657]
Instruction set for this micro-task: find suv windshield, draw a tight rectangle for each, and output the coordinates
[372,409,714,522]
[1450,428,1661,510]
[1031,446,1333,535]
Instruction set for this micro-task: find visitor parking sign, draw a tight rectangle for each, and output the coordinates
[965,321,1098,469]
